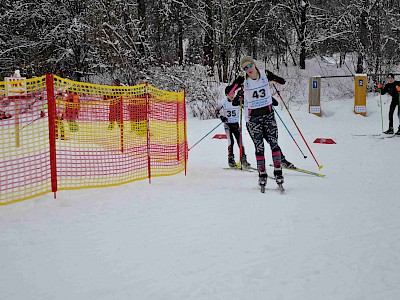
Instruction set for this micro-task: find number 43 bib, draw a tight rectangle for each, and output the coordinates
[243,71,272,109]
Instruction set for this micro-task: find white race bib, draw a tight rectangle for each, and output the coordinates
[243,70,272,109]
[223,100,240,123]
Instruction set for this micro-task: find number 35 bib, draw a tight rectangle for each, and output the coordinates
[223,100,240,123]
[243,70,272,109]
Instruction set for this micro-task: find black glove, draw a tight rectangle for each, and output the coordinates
[272,97,279,106]
[220,116,228,122]
[225,84,235,96]
[236,89,244,97]
[232,74,244,86]
[266,70,286,85]
[275,76,286,85]
[40,111,46,118]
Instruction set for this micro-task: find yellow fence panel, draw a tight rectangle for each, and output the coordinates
[0,75,187,205]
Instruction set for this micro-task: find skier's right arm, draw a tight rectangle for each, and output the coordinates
[215,104,223,118]
[215,103,228,122]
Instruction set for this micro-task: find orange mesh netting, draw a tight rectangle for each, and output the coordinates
[0,74,187,205]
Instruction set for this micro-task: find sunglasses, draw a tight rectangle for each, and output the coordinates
[242,63,254,71]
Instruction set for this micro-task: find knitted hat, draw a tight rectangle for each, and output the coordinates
[388,73,395,78]
[240,56,255,66]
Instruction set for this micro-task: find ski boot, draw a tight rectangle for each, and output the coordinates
[274,168,285,193]
[240,154,250,168]
[281,157,295,169]
[228,154,237,168]
[396,126,400,136]
[258,170,268,193]
[384,127,394,134]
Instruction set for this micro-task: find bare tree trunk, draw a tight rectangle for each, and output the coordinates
[178,11,184,66]
[138,0,147,57]
[356,10,368,73]
[299,0,308,69]
[203,0,214,76]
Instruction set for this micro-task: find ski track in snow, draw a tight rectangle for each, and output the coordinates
[1,95,400,300]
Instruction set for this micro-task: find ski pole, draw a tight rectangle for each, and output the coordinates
[188,121,223,152]
[239,96,244,170]
[272,83,323,170]
[379,88,383,133]
[12,116,42,134]
[272,106,307,159]
[397,86,400,131]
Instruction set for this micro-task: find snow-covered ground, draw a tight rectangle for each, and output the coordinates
[1,92,400,300]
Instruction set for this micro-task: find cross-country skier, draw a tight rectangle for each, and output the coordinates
[233,56,286,191]
[215,86,250,168]
[378,73,400,135]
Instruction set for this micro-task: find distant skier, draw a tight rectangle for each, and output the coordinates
[128,76,147,136]
[215,86,250,168]
[65,90,80,132]
[378,73,400,135]
[107,78,123,130]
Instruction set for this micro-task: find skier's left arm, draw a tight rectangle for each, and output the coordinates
[266,70,286,85]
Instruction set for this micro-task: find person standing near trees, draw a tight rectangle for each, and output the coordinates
[54,92,66,140]
[108,79,123,130]
[65,90,80,132]
[128,76,148,136]
[378,73,400,135]
[233,56,286,191]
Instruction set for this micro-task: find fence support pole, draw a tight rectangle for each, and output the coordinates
[46,74,58,199]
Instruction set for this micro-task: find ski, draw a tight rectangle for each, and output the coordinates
[374,134,396,139]
[351,133,382,137]
[270,164,325,177]
[224,162,255,172]
[224,165,276,179]
[223,165,254,173]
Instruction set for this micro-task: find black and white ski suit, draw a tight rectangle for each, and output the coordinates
[381,80,400,129]
[241,69,285,173]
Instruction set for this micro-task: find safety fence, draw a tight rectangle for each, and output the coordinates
[0,74,187,205]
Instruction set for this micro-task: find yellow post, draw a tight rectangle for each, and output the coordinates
[354,74,367,117]
[308,76,321,116]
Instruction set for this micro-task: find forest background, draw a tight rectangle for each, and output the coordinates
[1,0,399,118]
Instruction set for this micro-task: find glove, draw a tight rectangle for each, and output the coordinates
[272,97,279,106]
[232,74,244,86]
[236,89,244,97]
[40,111,46,118]
[377,83,382,89]
[220,116,228,122]
[225,84,235,96]
[397,86,400,92]
[266,70,286,85]
[274,76,286,85]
